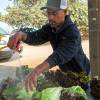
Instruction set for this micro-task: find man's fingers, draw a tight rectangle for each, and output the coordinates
[33,77,37,88]
[7,36,15,49]
[24,70,38,92]
[29,78,33,91]
[7,32,22,50]
[25,74,34,92]
[7,35,18,50]
[25,77,29,92]
[14,36,20,49]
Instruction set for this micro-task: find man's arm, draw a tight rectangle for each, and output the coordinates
[8,24,51,50]
[33,61,50,76]
[22,25,50,45]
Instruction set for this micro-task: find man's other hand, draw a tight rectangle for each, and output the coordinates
[7,31,26,50]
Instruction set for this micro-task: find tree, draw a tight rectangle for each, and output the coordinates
[0,12,5,21]
[4,0,47,28]
[68,0,88,39]
[0,12,1,20]
[13,0,38,7]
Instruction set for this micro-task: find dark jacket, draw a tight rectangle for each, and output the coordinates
[22,15,90,74]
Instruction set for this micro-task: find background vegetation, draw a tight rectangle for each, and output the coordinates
[0,0,88,39]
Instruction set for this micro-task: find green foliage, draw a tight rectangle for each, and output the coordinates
[4,0,47,28]
[3,85,35,100]
[0,12,1,20]
[1,67,88,100]
[68,0,88,39]
[16,87,34,100]
[40,87,63,100]
[61,86,87,100]
[63,86,87,97]
[0,12,4,21]
[13,0,38,7]
[33,86,87,100]
[79,72,90,83]
[3,86,20,100]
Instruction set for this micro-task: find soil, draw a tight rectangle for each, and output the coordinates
[55,70,80,88]
[42,69,89,90]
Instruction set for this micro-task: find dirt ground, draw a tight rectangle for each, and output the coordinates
[0,40,89,80]
[0,42,52,67]
[0,40,89,67]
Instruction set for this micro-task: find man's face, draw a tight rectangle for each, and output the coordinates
[47,9,66,28]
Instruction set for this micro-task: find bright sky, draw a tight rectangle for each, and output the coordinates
[0,0,13,15]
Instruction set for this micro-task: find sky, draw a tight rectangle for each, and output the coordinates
[0,0,13,15]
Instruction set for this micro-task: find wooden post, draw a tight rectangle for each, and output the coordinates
[88,0,100,78]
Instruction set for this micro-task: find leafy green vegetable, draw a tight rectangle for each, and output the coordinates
[32,91,41,100]
[40,87,63,100]
[3,86,20,100]
[32,86,87,100]
[1,68,88,100]
[16,87,34,100]
[79,72,90,83]
[3,82,36,100]
[63,86,87,99]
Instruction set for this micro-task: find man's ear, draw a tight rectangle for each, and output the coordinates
[64,9,70,15]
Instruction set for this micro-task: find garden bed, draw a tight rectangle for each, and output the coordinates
[0,65,99,100]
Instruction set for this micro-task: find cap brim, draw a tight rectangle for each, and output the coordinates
[40,6,61,11]
[40,7,47,10]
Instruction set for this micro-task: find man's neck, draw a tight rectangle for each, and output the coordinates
[53,22,64,33]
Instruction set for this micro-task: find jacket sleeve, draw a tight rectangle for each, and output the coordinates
[46,26,80,67]
[22,25,50,45]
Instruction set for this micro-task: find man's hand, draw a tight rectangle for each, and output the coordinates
[24,61,50,92]
[25,69,38,92]
[7,31,27,50]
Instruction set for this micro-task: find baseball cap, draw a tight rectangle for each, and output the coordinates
[41,0,68,11]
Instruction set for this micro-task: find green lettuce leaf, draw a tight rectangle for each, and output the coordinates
[40,87,63,100]
[63,86,87,99]
[16,87,34,100]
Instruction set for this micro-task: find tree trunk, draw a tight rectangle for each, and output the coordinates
[88,0,100,78]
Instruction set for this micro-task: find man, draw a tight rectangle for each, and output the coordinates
[8,0,90,91]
